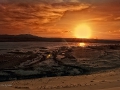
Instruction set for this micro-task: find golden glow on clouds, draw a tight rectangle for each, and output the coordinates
[0,2,90,36]
[0,0,120,39]
[74,24,91,38]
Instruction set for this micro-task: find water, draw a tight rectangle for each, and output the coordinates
[0,42,76,54]
[0,42,117,54]
[0,42,77,50]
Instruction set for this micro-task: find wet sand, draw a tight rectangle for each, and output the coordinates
[0,68,120,90]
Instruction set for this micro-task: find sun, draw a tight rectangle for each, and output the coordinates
[74,24,91,38]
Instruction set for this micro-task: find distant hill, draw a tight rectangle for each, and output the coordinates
[0,34,120,43]
[0,34,42,42]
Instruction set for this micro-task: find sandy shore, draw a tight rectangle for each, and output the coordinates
[0,44,120,90]
[0,68,120,90]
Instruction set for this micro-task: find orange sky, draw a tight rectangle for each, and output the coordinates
[0,0,120,39]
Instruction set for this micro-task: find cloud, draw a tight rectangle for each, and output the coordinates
[0,0,80,3]
[114,17,120,21]
[0,1,90,33]
[86,17,107,22]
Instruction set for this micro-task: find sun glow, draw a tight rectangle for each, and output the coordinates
[74,24,91,38]
[79,43,86,47]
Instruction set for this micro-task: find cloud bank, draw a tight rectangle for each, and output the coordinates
[0,1,90,34]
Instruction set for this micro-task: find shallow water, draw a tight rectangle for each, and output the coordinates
[0,42,120,81]
[0,42,116,54]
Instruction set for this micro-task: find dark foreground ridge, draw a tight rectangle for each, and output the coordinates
[0,44,120,82]
[0,34,120,43]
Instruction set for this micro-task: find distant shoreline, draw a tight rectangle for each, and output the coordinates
[0,34,120,43]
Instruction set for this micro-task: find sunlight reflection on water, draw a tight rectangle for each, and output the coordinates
[79,43,86,47]
[0,42,114,54]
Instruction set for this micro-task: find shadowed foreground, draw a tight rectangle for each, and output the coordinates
[0,44,120,82]
[0,44,120,90]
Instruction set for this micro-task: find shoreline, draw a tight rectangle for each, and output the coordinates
[0,68,120,90]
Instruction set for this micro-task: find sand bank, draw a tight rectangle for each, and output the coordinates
[0,68,120,90]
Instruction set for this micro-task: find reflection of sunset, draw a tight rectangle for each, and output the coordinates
[74,24,91,39]
[79,43,86,47]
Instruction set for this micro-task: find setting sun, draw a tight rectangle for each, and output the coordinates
[74,24,91,38]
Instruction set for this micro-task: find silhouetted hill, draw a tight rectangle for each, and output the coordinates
[0,34,42,42]
[0,34,120,43]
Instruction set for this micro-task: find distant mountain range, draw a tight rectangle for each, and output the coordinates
[0,34,120,43]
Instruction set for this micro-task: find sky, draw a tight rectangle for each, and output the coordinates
[0,0,120,39]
